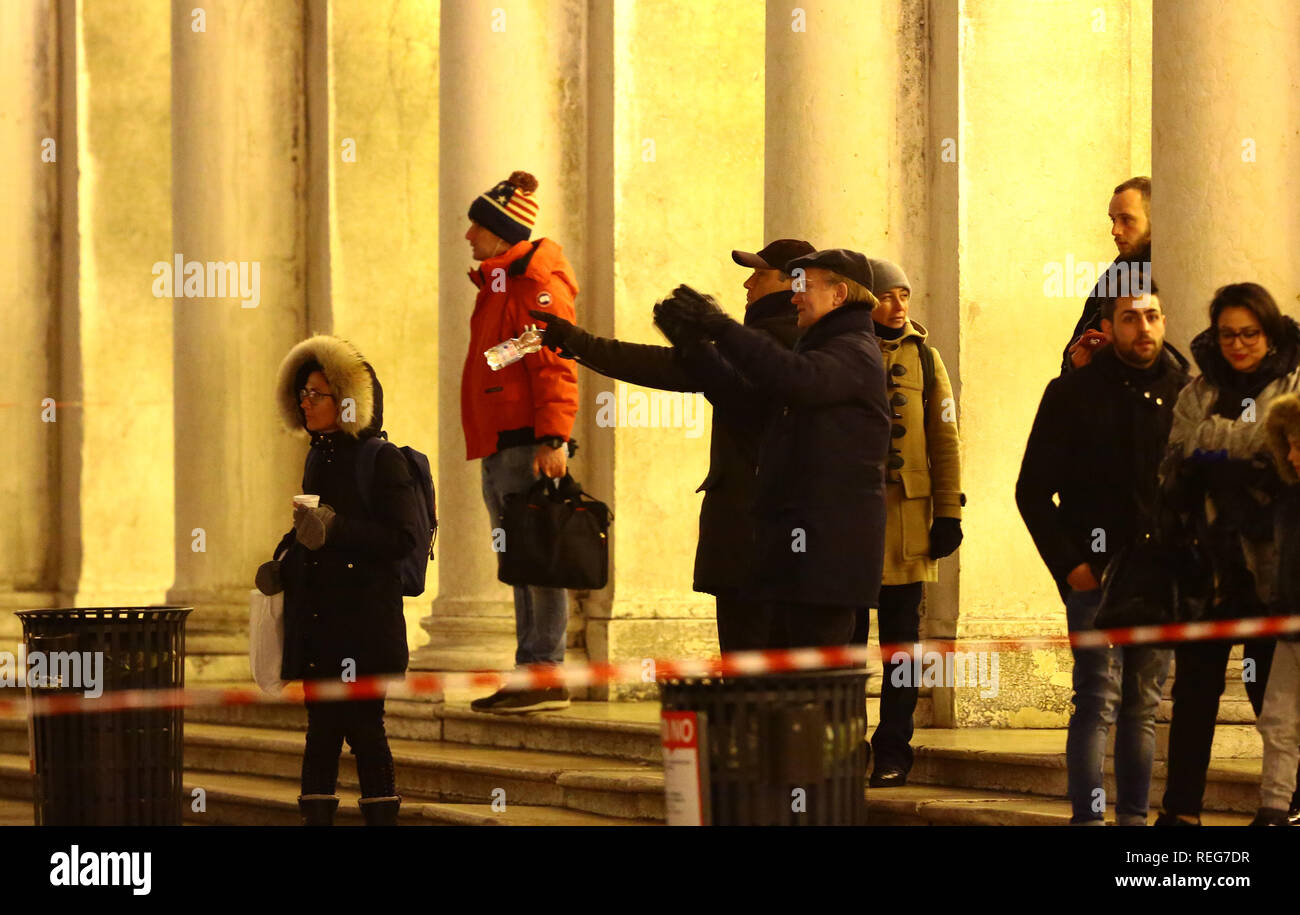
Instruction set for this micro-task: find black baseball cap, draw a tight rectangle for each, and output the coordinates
[784,248,875,291]
[732,238,816,272]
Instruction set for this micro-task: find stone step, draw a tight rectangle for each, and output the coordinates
[909,729,1265,813]
[867,783,1253,826]
[175,722,665,820]
[0,754,428,826]
[421,801,655,826]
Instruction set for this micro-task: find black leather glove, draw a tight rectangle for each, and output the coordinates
[255,560,282,596]
[527,308,579,357]
[929,517,963,559]
[293,503,336,551]
[653,299,711,349]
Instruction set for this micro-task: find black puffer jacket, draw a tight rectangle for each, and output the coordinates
[682,302,891,608]
[556,290,800,595]
[269,336,421,681]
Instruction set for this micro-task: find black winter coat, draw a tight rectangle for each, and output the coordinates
[558,290,800,595]
[270,349,421,682]
[683,302,891,608]
[1017,345,1190,602]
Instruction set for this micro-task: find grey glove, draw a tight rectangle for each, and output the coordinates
[293,504,336,551]
[255,560,282,596]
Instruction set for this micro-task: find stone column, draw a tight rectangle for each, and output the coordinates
[1152,0,1300,355]
[324,0,442,660]
[764,0,933,709]
[941,0,1152,725]
[0,0,59,655]
[167,0,306,681]
[412,0,587,672]
[46,0,176,618]
[578,0,763,699]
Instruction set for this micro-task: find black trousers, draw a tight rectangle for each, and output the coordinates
[852,583,924,772]
[1162,637,1300,815]
[301,697,396,798]
[767,601,859,649]
[715,594,774,653]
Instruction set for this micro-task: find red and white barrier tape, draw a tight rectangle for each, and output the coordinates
[2,613,1297,719]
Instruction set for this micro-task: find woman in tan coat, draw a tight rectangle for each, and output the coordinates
[853,259,964,787]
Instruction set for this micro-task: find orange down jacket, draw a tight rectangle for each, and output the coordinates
[460,237,580,460]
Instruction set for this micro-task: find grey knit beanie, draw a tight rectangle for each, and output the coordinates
[866,258,910,297]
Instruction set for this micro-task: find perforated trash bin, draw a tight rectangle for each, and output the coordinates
[659,668,869,826]
[16,606,192,826]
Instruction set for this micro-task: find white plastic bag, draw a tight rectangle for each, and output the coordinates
[249,588,288,696]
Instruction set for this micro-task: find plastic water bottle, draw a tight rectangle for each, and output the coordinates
[485,324,543,371]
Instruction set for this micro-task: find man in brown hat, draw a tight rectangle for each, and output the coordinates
[527,239,814,652]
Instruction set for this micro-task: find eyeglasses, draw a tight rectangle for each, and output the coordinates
[298,388,335,404]
[1217,328,1264,345]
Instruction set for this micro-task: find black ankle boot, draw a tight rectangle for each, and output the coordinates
[298,794,340,826]
[358,795,401,826]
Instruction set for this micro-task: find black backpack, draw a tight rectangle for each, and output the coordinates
[305,434,437,596]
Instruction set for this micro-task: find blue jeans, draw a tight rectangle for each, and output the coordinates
[1064,588,1171,823]
[481,445,569,666]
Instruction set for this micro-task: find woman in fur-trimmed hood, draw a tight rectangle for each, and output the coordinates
[257,334,423,826]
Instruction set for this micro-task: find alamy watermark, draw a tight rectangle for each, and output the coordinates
[889,644,1000,698]
[594,382,705,439]
[0,649,103,698]
[1042,256,1151,299]
[152,254,261,308]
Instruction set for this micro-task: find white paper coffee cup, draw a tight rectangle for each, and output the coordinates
[293,494,320,509]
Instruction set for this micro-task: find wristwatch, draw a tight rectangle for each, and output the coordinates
[537,436,566,450]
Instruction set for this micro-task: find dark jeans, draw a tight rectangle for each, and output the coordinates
[301,698,396,798]
[715,594,773,653]
[1065,588,1171,823]
[1163,637,1300,816]
[853,583,923,773]
[768,601,859,649]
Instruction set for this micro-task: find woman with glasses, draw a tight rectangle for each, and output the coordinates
[254,335,422,825]
[1155,283,1300,825]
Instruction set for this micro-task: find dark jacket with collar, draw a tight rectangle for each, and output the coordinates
[1017,344,1190,601]
[556,290,800,595]
[683,301,891,607]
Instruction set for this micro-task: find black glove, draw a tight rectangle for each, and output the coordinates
[929,517,963,559]
[653,299,712,349]
[527,309,579,357]
[654,285,733,346]
[255,560,282,595]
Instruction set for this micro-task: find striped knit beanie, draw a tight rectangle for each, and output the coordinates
[468,171,540,245]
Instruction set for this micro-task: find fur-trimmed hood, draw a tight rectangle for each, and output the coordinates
[1266,394,1300,484]
[276,334,382,439]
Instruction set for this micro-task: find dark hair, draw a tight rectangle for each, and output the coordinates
[1113,176,1151,213]
[294,358,325,393]
[1209,283,1285,343]
[1099,267,1159,323]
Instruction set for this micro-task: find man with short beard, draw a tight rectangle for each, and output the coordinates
[1062,177,1153,373]
[1018,284,1190,824]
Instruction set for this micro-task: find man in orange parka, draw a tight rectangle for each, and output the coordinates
[461,170,580,715]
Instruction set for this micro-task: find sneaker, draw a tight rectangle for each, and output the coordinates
[490,686,571,714]
[1250,807,1290,826]
[469,688,516,713]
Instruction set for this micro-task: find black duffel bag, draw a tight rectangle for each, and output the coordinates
[498,473,613,590]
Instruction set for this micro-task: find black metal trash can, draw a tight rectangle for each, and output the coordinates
[16,606,192,826]
[659,668,869,825]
